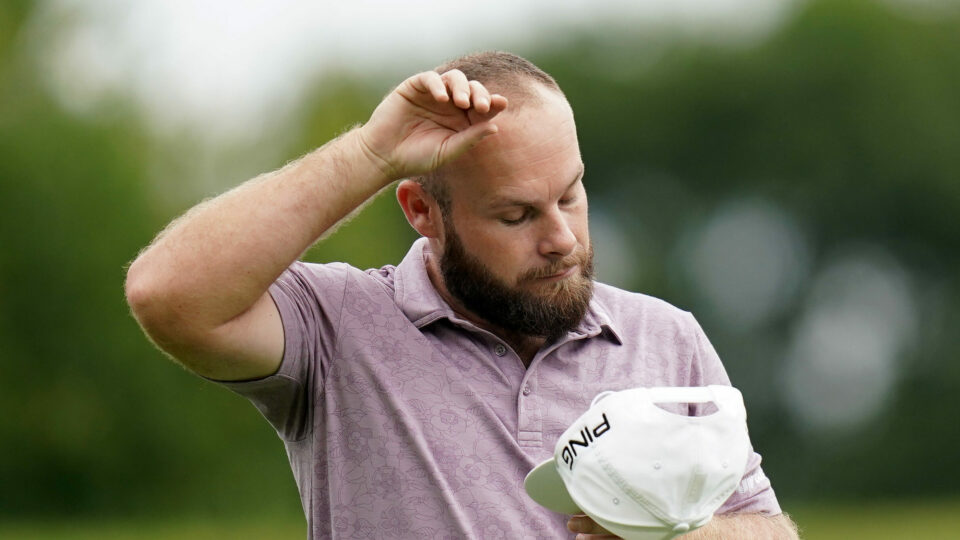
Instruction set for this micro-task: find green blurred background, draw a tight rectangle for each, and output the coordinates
[2,0,959,538]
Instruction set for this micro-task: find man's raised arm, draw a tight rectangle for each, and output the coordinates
[124,70,507,381]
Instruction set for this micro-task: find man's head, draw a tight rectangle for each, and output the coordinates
[417,51,566,213]
[397,51,593,340]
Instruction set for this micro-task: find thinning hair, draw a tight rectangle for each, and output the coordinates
[419,51,564,214]
[435,50,561,104]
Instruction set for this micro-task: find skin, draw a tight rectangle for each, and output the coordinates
[124,68,507,380]
[124,67,798,539]
[567,512,801,539]
[396,84,590,363]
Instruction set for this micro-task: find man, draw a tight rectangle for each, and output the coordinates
[126,51,798,538]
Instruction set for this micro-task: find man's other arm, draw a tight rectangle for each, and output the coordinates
[682,513,799,539]
[568,512,800,539]
[124,70,506,381]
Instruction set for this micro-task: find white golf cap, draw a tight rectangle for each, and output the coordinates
[524,385,750,540]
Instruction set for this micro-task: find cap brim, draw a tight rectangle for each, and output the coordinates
[523,459,581,514]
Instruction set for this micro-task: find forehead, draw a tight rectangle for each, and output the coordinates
[445,88,583,206]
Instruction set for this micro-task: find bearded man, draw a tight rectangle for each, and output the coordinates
[125,51,798,539]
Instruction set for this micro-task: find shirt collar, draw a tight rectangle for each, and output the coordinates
[393,238,622,345]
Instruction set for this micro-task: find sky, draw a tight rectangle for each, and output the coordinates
[31,0,797,137]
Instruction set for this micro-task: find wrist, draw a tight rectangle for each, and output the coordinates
[294,128,395,197]
[351,125,400,184]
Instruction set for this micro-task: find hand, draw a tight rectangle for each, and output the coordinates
[568,514,620,539]
[357,69,509,181]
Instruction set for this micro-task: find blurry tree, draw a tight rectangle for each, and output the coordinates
[0,1,299,520]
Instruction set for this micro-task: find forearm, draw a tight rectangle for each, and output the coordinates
[682,513,799,540]
[125,128,388,338]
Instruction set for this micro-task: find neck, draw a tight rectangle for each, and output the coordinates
[424,248,544,366]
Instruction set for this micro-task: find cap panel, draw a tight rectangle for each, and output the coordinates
[601,390,750,523]
[644,385,719,405]
[570,411,704,524]
[682,416,750,515]
[557,391,699,527]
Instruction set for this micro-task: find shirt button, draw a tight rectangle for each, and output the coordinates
[522,385,532,396]
[494,344,507,357]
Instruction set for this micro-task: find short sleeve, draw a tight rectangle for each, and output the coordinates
[685,312,783,516]
[216,261,348,442]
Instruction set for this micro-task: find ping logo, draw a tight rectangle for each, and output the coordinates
[561,413,611,470]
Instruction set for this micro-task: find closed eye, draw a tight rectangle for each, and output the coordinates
[499,208,532,225]
[500,215,527,225]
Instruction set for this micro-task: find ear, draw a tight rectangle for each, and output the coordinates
[396,179,444,239]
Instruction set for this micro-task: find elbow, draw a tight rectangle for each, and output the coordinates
[124,255,161,325]
[124,255,189,345]
[124,258,220,373]
[124,255,223,361]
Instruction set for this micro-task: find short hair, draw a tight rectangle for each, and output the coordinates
[419,51,563,214]
[435,50,562,103]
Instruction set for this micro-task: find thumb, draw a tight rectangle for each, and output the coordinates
[440,121,499,164]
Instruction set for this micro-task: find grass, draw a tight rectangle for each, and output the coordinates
[2,499,959,539]
[0,516,305,540]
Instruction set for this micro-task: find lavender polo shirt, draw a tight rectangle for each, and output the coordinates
[219,238,781,539]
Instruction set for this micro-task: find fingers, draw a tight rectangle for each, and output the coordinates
[441,120,499,162]
[410,70,448,103]
[443,69,472,109]
[488,93,508,115]
[407,69,508,120]
[468,80,491,113]
[568,515,618,538]
[457,74,508,117]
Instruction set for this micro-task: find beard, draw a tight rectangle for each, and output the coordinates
[439,223,595,341]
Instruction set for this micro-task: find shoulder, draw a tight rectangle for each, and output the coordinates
[591,282,723,384]
[275,260,399,299]
[593,282,693,323]
[592,281,700,339]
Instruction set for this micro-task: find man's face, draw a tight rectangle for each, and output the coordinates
[435,86,593,339]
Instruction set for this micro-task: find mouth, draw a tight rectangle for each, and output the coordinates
[534,265,578,283]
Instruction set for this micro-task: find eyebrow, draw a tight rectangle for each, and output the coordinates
[486,163,586,209]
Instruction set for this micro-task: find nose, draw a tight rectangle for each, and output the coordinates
[538,209,578,259]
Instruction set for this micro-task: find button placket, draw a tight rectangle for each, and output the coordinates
[517,367,541,447]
